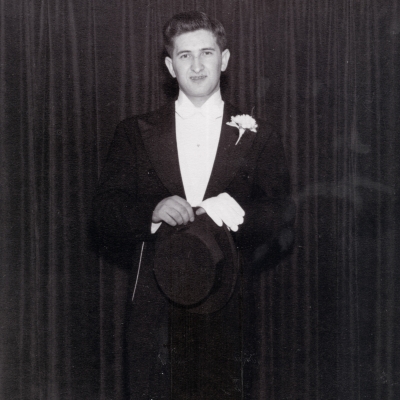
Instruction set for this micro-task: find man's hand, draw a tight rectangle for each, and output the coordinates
[197,193,245,232]
[152,195,194,226]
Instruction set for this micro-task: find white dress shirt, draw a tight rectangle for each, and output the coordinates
[151,90,224,233]
[175,90,224,207]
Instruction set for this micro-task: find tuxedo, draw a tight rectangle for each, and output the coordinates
[93,99,295,398]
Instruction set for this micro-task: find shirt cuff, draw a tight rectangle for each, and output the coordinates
[151,222,162,234]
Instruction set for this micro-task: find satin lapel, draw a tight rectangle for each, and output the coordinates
[138,102,186,198]
[204,102,257,199]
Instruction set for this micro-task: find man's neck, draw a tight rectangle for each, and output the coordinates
[189,97,209,108]
[177,89,222,109]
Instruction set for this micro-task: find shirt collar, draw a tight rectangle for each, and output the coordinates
[175,90,224,120]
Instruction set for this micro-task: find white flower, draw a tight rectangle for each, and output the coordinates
[226,114,258,145]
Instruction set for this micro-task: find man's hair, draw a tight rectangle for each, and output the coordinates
[163,11,227,56]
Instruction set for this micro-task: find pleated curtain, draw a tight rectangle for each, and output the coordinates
[0,0,399,398]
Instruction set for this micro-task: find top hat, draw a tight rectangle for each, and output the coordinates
[153,213,239,314]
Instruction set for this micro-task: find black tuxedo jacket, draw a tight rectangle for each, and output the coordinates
[93,100,294,271]
[93,100,295,398]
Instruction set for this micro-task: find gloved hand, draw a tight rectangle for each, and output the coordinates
[197,193,245,232]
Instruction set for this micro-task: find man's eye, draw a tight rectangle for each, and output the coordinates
[180,54,190,59]
[203,51,213,56]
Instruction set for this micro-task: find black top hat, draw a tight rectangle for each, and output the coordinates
[153,213,239,314]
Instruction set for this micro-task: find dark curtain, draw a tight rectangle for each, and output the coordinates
[1,0,399,399]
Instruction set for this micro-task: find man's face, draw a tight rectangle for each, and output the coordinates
[165,29,230,107]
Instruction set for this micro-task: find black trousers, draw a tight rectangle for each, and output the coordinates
[127,243,248,399]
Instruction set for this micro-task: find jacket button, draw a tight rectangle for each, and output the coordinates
[147,168,156,177]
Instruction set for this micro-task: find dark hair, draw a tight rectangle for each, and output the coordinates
[163,11,227,56]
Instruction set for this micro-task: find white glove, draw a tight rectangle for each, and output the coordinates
[199,193,245,232]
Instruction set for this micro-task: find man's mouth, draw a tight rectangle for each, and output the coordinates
[190,75,207,81]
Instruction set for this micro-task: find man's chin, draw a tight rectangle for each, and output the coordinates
[188,81,208,91]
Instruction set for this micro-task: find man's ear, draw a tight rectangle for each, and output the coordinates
[221,49,230,72]
[165,57,176,78]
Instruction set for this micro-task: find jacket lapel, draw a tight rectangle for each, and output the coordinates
[204,102,257,199]
[138,102,186,198]
[138,101,256,201]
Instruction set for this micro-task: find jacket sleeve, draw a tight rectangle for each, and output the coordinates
[92,119,165,266]
[231,125,296,268]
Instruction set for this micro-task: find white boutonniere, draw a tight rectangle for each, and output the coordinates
[226,114,258,145]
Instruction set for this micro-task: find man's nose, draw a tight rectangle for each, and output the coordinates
[191,56,203,73]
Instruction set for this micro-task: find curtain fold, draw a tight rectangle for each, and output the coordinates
[0,0,399,398]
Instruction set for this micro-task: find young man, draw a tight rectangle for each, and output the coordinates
[94,11,294,399]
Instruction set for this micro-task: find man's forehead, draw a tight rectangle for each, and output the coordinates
[172,29,218,52]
